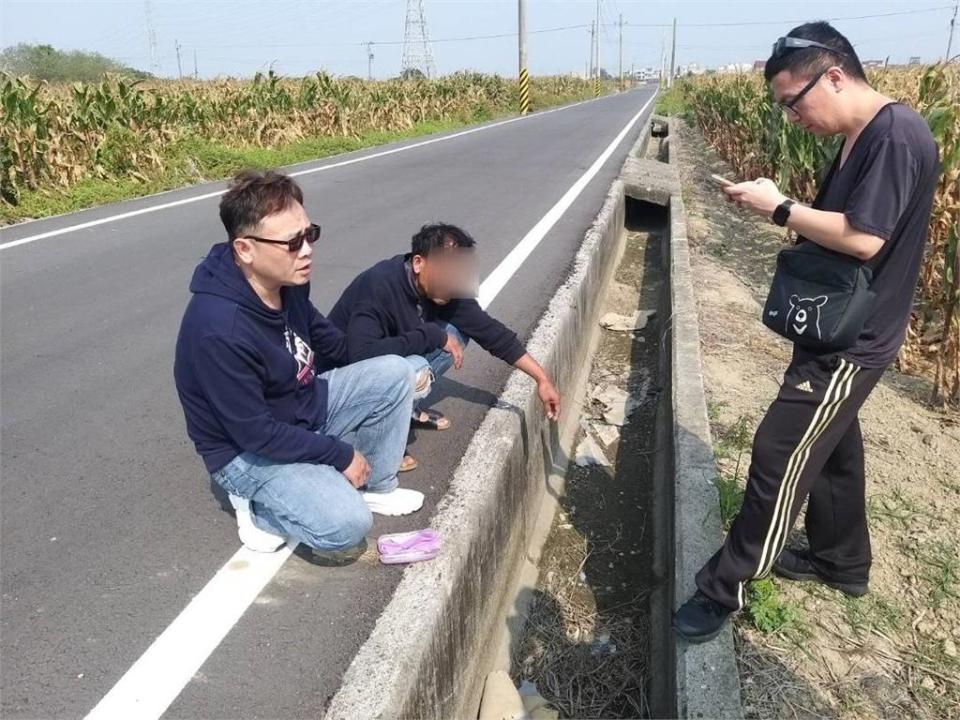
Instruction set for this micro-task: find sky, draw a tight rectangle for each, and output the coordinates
[1,0,956,79]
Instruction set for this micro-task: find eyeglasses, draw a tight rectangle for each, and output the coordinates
[777,68,828,117]
[771,36,849,60]
[244,223,321,252]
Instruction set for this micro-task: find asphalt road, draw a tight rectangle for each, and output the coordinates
[0,85,657,719]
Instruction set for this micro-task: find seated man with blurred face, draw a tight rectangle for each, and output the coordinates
[328,223,561,470]
[174,170,423,560]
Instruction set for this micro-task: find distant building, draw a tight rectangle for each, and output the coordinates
[909,56,922,65]
[863,59,885,69]
[679,62,706,76]
[631,67,658,81]
[753,60,766,71]
[717,62,755,74]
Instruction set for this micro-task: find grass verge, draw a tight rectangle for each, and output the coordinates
[1,118,471,225]
[4,84,602,225]
[654,84,691,121]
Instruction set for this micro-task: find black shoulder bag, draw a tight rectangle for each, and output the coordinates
[761,147,876,352]
[762,241,875,351]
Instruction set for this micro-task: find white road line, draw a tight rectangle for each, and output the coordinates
[478,91,656,308]
[0,94,616,252]
[82,89,656,720]
[84,546,294,720]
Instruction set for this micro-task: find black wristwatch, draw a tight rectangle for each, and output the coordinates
[773,199,795,227]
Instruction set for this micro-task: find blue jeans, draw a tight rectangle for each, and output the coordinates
[211,355,415,551]
[407,323,469,410]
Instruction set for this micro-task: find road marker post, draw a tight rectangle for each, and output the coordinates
[518,0,530,115]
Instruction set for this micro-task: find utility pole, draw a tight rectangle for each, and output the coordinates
[668,17,677,88]
[660,35,665,87]
[947,0,958,62]
[518,0,530,114]
[594,0,601,79]
[589,21,595,78]
[366,42,375,80]
[618,14,624,92]
[144,0,160,76]
[175,39,183,79]
[193,49,198,79]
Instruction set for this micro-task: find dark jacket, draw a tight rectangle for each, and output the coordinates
[174,242,353,474]
[328,254,525,365]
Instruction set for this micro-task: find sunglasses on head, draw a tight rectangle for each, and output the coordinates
[244,223,321,252]
[771,36,850,60]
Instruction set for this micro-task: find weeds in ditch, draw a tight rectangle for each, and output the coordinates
[745,579,800,634]
[867,485,930,530]
[712,414,752,530]
[715,474,745,531]
[911,538,960,610]
[513,528,650,718]
[839,592,904,640]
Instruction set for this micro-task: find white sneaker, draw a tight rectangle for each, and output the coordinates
[228,494,286,552]
[361,487,425,516]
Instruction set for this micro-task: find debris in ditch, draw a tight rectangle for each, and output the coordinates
[600,310,656,332]
[513,228,655,720]
[590,632,619,656]
[591,421,620,448]
[590,384,640,426]
[478,670,526,720]
[518,680,560,720]
[575,434,611,467]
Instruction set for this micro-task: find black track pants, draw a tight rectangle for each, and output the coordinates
[696,352,885,611]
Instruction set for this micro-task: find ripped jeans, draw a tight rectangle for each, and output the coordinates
[406,323,468,411]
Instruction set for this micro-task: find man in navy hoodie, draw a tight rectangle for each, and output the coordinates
[175,170,422,557]
[328,223,561,469]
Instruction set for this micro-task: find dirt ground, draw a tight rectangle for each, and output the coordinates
[510,212,667,718]
[676,120,960,720]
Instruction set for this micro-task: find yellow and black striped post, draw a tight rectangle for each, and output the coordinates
[594,76,601,97]
[519,67,530,115]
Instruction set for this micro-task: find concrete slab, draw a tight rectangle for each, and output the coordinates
[659,119,744,720]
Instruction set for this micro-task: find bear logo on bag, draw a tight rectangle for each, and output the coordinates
[787,295,828,340]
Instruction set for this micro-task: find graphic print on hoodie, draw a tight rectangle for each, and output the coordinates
[174,242,352,474]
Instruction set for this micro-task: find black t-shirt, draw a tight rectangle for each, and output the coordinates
[800,102,940,368]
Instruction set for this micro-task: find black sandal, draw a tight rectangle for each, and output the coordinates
[411,409,450,431]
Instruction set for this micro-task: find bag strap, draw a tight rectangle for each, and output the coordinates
[794,149,842,248]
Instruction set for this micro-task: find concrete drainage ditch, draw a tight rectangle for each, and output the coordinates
[325,112,742,720]
[481,117,743,720]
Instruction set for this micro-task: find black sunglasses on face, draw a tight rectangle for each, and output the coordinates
[778,68,827,117]
[245,223,321,252]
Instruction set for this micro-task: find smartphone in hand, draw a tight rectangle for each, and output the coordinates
[710,173,734,187]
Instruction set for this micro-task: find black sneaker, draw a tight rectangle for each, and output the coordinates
[773,548,868,597]
[673,590,733,643]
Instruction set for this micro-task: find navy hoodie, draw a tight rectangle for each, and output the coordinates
[174,242,353,474]
[328,254,525,365]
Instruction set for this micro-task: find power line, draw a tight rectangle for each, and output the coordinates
[620,4,952,29]
[182,23,590,50]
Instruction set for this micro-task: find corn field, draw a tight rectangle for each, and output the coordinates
[680,66,960,407]
[0,70,599,206]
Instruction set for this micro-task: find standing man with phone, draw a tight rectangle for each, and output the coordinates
[674,22,940,642]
